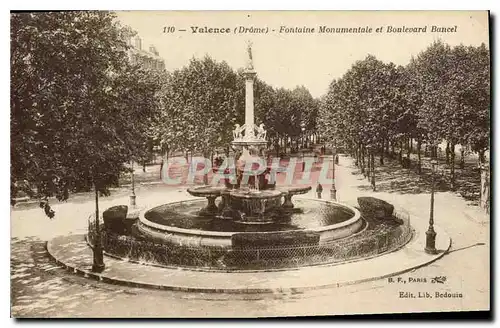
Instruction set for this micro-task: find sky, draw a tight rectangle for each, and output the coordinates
[115,11,489,98]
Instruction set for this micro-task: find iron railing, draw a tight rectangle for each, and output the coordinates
[88,210,412,271]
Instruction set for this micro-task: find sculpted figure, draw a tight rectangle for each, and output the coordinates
[233,124,241,140]
[246,40,254,70]
[257,123,266,140]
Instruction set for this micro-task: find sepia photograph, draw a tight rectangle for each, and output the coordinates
[10,10,490,318]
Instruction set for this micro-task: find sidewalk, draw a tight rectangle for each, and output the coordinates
[47,216,450,293]
[333,155,489,249]
[13,153,490,316]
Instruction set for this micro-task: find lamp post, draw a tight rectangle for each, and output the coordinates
[425,159,438,254]
[330,145,337,201]
[129,160,136,208]
[92,184,105,273]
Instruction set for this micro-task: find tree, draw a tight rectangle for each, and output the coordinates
[11,11,161,271]
[397,61,427,173]
[319,40,489,209]
[158,56,242,183]
[124,68,168,171]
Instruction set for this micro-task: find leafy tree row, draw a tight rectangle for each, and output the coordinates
[11,11,171,270]
[318,41,490,204]
[155,56,319,159]
[11,12,319,211]
[11,11,166,209]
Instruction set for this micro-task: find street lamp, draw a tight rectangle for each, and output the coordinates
[425,159,438,254]
[92,185,105,273]
[330,145,337,201]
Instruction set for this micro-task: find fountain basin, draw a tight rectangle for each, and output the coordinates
[136,199,363,249]
[186,185,227,198]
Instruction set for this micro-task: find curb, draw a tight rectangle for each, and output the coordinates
[46,232,451,294]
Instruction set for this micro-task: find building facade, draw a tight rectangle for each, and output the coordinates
[127,35,165,71]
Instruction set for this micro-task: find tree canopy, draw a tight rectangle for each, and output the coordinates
[11,11,163,211]
[318,40,490,190]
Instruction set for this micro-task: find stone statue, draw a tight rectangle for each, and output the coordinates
[233,124,241,140]
[246,40,254,70]
[257,123,266,140]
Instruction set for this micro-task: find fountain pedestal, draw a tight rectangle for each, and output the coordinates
[230,189,282,224]
[282,192,294,211]
[186,185,226,217]
[219,190,234,219]
[278,185,313,213]
[199,195,219,216]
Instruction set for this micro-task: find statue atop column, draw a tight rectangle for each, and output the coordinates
[246,40,254,71]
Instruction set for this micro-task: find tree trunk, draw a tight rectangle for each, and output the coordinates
[361,145,365,175]
[399,140,403,164]
[355,143,360,166]
[460,148,465,169]
[479,149,486,165]
[380,141,384,165]
[417,138,422,175]
[371,152,376,191]
[142,161,146,173]
[480,161,490,214]
[445,142,450,164]
[366,147,371,179]
[406,137,411,160]
[450,142,455,190]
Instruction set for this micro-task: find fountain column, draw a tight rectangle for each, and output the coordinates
[232,41,268,190]
[244,69,256,139]
[242,40,257,152]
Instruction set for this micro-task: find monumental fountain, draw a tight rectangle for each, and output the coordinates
[183,41,313,225]
[88,43,413,271]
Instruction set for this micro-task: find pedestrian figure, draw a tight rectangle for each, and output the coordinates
[316,183,323,199]
[160,157,164,180]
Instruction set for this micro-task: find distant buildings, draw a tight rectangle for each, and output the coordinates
[127,35,165,71]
